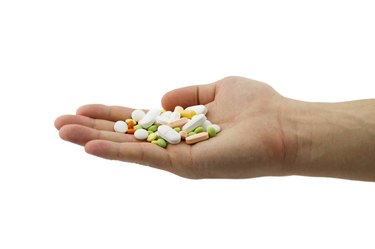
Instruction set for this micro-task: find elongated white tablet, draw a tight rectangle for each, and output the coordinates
[155,115,170,125]
[138,109,161,128]
[158,125,181,144]
[185,105,207,115]
[182,114,207,132]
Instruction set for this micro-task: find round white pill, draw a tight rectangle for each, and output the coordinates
[134,129,149,140]
[114,120,128,133]
[131,109,146,122]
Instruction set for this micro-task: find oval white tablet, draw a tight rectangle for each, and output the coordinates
[158,125,181,144]
[131,109,146,122]
[138,109,161,128]
[134,129,149,140]
[202,120,212,131]
[211,124,221,133]
[114,120,128,133]
[182,114,207,132]
[155,115,170,125]
[185,105,207,115]
[169,111,181,121]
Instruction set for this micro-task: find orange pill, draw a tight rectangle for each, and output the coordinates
[185,132,209,144]
[168,118,189,128]
[126,119,135,129]
[127,128,135,134]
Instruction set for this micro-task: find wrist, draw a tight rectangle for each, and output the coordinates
[282,99,375,181]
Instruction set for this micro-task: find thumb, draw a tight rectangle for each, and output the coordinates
[161,82,217,111]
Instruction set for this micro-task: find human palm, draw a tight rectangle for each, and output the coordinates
[55,76,287,179]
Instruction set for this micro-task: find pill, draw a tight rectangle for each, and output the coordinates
[202,120,212,131]
[127,128,135,134]
[207,126,216,138]
[179,130,188,140]
[156,138,168,148]
[114,121,128,133]
[134,124,143,131]
[173,127,181,132]
[126,119,136,129]
[211,124,221,133]
[174,106,184,112]
[160,111,172,118]
[169,111,181,121]
[167,118,189,128]
[186,132,209,145]
[155,115,170,125]
[147,132,158,142]
[158,125,181,144]
[194,126,204,133]
[148,130,154,135]
[185,105,207,115]
[180,110,196,119]
[147,125,158,132]
[188,131,196,136]
[182,114,207,132]
[138,109,161,128]
[134,129,149,140]
[131,110,146,122]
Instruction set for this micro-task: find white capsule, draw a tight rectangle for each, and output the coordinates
[134,129,149,140]
[158,125,181,144]
[138,109,161,128]
[114,120,128,133]
[131,109,146,122]
[169,111,181,122]
[202,120,213,131]
[182,114,207,132]
[185,105,207,115]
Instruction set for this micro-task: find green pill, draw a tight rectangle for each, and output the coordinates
[148,125,158,132]
[173,127,181,132]
[156,138,167,148]
[147,133,158,142]
[134,124,143,131]
[148,130,154,135]
[188,131,196,137]
[194,126,204,133]
[207,126,217,138]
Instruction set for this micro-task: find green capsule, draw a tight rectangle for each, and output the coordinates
[194,126,204,133]
[134,124,143,131]
[188,131,196,137]
[156,138,167,148]
[147,133,158,142]
[207,126,217,138]
[173,127,181,132]
[147,125,158,132]
[148,130,154,135]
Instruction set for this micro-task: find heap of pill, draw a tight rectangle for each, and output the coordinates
[113,105,221,148]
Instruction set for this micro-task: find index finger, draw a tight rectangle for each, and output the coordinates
[76,104,135,122]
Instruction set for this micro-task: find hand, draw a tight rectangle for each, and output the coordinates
[55,76,290,179]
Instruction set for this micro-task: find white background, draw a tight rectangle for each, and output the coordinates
[1,0,374,248]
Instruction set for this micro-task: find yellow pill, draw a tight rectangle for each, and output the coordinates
[180,110,196,119]
[147,133,158,142]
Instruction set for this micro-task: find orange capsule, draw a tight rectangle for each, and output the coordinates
[127,128,135,134]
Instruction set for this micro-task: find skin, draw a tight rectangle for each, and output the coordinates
[55,76,375,181]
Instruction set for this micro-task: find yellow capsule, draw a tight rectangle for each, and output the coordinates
[180,110,196,119]
[151,140,158,145]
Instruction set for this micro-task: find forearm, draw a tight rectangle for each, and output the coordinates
[283,99,375,181]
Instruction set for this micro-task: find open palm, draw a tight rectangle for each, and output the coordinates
[55,76,288,179]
